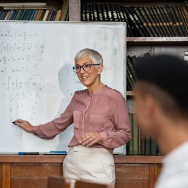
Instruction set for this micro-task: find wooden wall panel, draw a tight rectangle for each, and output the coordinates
[10,163,63,188]
[0,163,2,188]
[115,164,149,178]
[115,179,149,188]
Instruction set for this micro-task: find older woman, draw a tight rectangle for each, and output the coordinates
[13,48,131,187]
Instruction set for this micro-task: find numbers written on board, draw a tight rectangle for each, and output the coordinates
[0,31,39,40]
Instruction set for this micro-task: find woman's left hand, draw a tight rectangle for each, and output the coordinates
[81,132,101,147]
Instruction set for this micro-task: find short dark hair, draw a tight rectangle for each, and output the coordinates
[136,81,188,120]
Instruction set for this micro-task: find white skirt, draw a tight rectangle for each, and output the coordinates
[63,145,116,187]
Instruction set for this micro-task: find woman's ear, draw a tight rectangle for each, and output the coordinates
[97,64,103,75]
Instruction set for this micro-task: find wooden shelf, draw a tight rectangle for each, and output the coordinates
[127,37,188,46]
[0,155,163,163]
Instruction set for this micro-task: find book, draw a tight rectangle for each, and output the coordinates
[155,6,171,37]
[12,10,19,20]
[54,10,61,21]
[127,56,136,80]
[47,10,53,21]
[141,136,145,155]
[33,9,39,20]
[7,10,13,20]
[114,4,121,21]
[22,10,29,20]
[122,5,133,37]
[65,7,69,21]
[60,0,69,21]
[151,6,168,37]
[139,7,157,37]
[110,4,119,21]
[51,11,57,21]
[138,127,141,155]
[129,114,133,155]
[89,5,94,21]
[172,5,188,36]
[182,6,188,31]
[134,7,153,37]
[150,138,157,155]
[92,3,98,21]
[124,7,145,37]
[158,6,174,37]
[132,114,138,155]
[130,6,149,37]
[145,137,150,155]
[50,11,55,21]
[39,10,46,21]
[43,10,49,21]
[185,1,188,12]
[178,6,188,34]
[30,10,36,20]
[86,4,90,21]
[106,3,113,22]
[144,7,161,37]
[117,4,125,22]
[148,6,164,37]
[168,5,183,36]
[4,10,10,20]
[162,6,178,37]
[20,9,27,20]
[97,4,103,21]
[101,3,108,21]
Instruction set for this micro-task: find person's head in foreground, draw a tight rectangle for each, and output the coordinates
[134,55,188,188]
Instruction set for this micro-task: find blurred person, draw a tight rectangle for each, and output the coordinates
[134,55,188,188]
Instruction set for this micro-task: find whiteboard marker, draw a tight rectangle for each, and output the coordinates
[12,122,26,125]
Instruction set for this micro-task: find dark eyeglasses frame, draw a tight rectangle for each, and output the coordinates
[73,64,100,73]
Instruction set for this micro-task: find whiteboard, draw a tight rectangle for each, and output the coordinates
[0,21,126,153]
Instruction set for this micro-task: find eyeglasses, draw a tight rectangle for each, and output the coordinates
[73,63,100,73]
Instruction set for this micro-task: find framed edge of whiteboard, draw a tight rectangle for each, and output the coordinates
[0,21,127,155]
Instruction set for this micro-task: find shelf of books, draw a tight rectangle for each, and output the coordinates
[0,1,69,21]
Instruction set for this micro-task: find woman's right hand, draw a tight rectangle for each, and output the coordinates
[13,119,33,132]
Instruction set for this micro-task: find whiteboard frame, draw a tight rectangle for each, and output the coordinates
[0,21,127,155]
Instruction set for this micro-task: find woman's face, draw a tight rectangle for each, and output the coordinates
[75,56,103,87]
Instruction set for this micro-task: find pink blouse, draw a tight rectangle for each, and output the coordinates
[31,85,132,154]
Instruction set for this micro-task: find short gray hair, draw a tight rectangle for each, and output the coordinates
[74,48,103,65]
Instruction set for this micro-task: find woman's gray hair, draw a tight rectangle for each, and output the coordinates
[74,48,103,65]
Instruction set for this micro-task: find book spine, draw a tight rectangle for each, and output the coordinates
[110,4,119,21]
[89,5,94,21]
[127,56,136,80]
[40,10,45,21]
[141,136,145,155]
[159,6,174,37]
[132,114,138,155]
[178,6,188,34]
[124,7,145,37]
[139,7,157,37]
[172,5,188,36]
[12,10,19,20]
[185,1,188,12]
[86,4,90,21]
[130,7,149,37]
[144,7,161,37]
[117,4,125,22]
[127,66,134,89]
[129,114,133,155]
[106,3,113,22]
[155,6,170,37]
[101,3,108,21]
[50,11,54,21]
[182,6,188,30]
[122,5,133,37]
[114,4,121,21]
[150,138,157,156]
[148,7,164,37]
[92,3,98,21]
[145,137,150,155]
[169,5,183,36]
[134,7,153,37]
[163,6,179,37]
[151,6,168,37]
[81,4,86,21]
[20,9,26,20]
[7,10,13,20]
[138,127,141,155]
[97,4,103,21]
[126,140,130,155]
